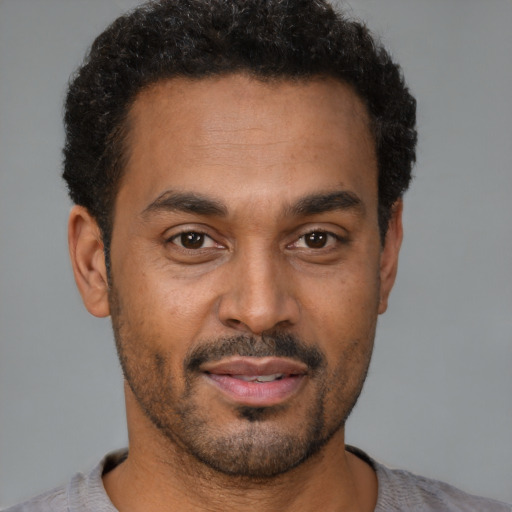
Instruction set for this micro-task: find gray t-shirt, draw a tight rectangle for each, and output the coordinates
[3,448,510,511]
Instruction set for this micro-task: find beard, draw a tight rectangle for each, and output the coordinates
[109,286,374,479]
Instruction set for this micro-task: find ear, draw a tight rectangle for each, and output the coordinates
[378,200,403,314]
[68,205,110,317]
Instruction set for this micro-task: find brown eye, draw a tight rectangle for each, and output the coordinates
[304,232,328,248]
[178,232,206,249]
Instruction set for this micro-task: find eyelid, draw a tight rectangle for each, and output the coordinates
[164,225,226,250]
[170,232,216,249]
[295,232,342,249]
[287,226,349,248]
[164,224,214,239]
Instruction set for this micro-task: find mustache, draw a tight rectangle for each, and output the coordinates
[185,331,325,373]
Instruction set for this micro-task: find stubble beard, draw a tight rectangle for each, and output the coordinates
[109,286,374,479]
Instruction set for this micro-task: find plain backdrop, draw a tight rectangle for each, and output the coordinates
[1,0,511,507]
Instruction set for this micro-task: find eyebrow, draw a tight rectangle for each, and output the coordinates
[141,188,363,220]
[287,190,364,217]
[141,191,228,218]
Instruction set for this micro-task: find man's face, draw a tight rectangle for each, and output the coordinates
[106,74,400,477]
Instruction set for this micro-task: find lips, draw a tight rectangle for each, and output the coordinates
[201,357,307,407]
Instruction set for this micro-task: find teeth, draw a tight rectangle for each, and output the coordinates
[256,374,284,382]
[232,374,284,382]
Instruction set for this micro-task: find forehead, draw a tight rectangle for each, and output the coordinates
[118,74,377,215]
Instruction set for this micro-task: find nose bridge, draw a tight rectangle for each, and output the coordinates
[218,240,298,334]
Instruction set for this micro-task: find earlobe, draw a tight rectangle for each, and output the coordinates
[378,200,403,315]
[68,205,110,317]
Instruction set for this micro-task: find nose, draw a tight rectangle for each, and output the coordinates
[217,248,300,335]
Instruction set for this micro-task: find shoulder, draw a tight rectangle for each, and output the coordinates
[1,450,126,512]
[373,457,511,511]
[346,446,510,511]
[1,486,67,512]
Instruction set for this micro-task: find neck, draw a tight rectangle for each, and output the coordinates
[103,386,377,512]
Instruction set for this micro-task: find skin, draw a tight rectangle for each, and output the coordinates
[69,74,403,512]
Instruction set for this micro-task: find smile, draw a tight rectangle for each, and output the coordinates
[201,357,308,407]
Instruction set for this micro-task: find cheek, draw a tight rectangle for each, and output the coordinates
[298,262,380,343]
[115,256,217,344]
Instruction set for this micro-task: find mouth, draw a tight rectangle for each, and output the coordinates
[229,373,288,382]
[201,357,307,407]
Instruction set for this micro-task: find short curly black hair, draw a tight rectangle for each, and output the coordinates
[63,0,416,255]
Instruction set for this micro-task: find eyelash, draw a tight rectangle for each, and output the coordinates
[290,229,348,250]
[166,228,347,252]
[167,230,220,250]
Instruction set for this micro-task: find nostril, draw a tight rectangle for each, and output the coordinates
[275,319,293,330]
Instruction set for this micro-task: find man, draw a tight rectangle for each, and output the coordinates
[5,0,509,511]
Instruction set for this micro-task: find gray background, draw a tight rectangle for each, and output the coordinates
[1,0,511,507]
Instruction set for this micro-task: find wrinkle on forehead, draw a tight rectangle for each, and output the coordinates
[127,75,375,171]
[129,73,374,145]
[117,73,378,225]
